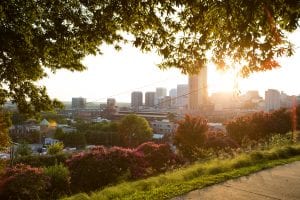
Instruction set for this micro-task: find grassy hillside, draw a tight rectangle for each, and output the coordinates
[63,144,300,200]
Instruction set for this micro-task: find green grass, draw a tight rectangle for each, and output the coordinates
[63,144,300,200]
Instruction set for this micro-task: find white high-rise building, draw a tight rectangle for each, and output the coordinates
[169,88,177,107]
[145,92,155,107]
[188,65,208,110]
[177,84,188,108]
[131,91,143,110]
[265,89,280,112]
[155,87,167,104]
[169,88,177,98]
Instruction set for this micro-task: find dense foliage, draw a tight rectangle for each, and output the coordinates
[0,111,11,149]
[85,131,120,146]
[76,121,120,146]
[118,114,153,147]
[62,132,87,149]
[174,115,208,160]
[9,131,41,144]
[44,164,71,199]
[47,142,64,155]
[136,142,182,173]
[75,121,118,133]
[205,131,239,150]
[55,121,122,147]
[0,164,50,200]
[226,109,293,144]
[66,142,181,193]
[15,142,32,157]
[66,146,145,192]
[14,153,69,167]
[0,164,71,200]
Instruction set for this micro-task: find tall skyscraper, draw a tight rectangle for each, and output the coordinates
[169,88,177,107]
[169,88,177,98]
[145,92,155,107]
[265,89,280,112]
[159,96,172,109]
[107,98,116,109]
[72,97,86,109]
[188,65,208,110]
[103,98,117,117]
[156,87,167,98]
[155,87,167,104]
[177,84,188,108]
[131,91,143,110]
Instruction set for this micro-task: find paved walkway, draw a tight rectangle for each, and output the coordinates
[173,161,300,200]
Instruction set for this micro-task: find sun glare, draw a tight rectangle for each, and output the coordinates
[208,62,240,96]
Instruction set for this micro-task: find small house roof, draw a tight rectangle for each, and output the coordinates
[40,119,49,126]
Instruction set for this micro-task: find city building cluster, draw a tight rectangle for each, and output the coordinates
[69,63,300,122]
[67,64,300,125]
[5,67,300,156]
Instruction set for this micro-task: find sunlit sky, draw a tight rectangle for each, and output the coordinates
[40,29,300,103]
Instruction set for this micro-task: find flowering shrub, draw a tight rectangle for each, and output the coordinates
[0,164,50,200]
[66,146,146,193]
[174,115,208,161]
[205,131,239,150]
[136,142,182,173]
[226,109,292,144]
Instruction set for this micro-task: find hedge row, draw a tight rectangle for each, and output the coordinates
[0,142,182,197]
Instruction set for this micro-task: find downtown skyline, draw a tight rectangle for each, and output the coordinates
[39,30,300,103]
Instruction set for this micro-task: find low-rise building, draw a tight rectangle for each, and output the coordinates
[150,119,177,135]
[57,124,77,133]
[44,138,60,145]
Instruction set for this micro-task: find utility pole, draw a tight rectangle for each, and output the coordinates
[292,96,297,143]
[9,142,18,167]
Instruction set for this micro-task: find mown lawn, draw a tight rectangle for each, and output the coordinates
[63,144,300,200]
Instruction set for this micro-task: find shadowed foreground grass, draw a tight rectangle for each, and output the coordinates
[63,144,300,200]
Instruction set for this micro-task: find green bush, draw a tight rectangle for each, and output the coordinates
[44,164,71,199]
[0,164,50,200]
[118,114,153,147]
[14,153,69,167]
[9,131,41,144]
[268,133,292,147]
[15,142,32,157]
[63,132,87,149]
[47,142,64,155]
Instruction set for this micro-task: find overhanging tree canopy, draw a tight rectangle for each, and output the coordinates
[1,0,299,114]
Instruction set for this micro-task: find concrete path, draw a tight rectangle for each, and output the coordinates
[173,161,300,200]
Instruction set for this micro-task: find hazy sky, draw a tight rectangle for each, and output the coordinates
[40,29,300,103]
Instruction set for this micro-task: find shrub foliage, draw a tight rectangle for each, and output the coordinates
[14,153,68,167]
[44,164,71,199]
[66,146,143,192]
[136,142,182,173]
[0,164,50,200]
[226,109,292,144]
[173,115,208,160]
[47,142,64,155]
